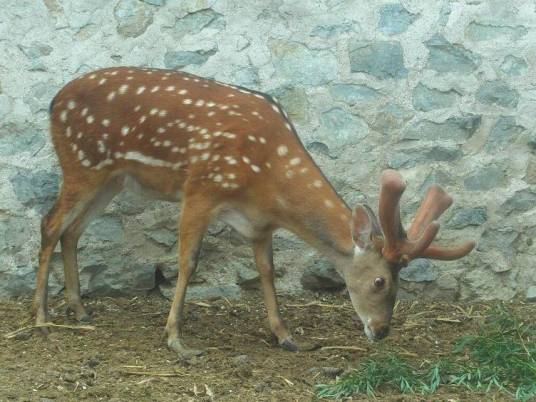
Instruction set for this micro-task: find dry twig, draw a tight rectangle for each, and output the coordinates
[286,302,347,309]
[4,322,95,339]
[320,346,367,352]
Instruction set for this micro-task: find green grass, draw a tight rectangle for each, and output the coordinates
[316,304,536,400]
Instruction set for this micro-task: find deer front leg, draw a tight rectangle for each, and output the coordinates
[165,195,213,358]
[253,235,298,352]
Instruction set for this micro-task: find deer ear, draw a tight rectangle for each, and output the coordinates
[352,204,382,250]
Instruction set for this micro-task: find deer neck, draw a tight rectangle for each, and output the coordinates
[272,168,355,264]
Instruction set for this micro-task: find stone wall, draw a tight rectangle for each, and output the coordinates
[1,0,535,301]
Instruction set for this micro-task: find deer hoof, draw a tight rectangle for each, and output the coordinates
[279,338,299,352]
[168,339,205,359]
[66,305,92,323]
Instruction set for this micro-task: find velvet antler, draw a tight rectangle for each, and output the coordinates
[377,170,475,265]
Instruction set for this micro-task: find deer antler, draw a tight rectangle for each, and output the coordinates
[377,170,475,265]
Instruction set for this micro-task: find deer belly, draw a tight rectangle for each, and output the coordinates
[218,208,259,239]
[122,173,183,202]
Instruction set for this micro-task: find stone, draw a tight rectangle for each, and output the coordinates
[388,145,462,169]
[329,84,380,105]
[446,208,487,229]
[477,228,519,256]
[145,227,177,249]
[83,261,155,296]
[0,95,11,121]
[310,20,358,39]
[318,108,369,150]
[372,102,413,133]
[24,81,60,114]
[399,259,438,282]
[528,134,536,153]
[232,354,250,366]
[477,228,519,272]
[114,0,154,38]
[424,34,481,74]
[485,116,524,151]
[140,0,165,5]
[170,9,225,39]
[378,3,417,36]
[349,40,407,79]
[270,41,338,86]
[235,35,251,51]
[83,215,124,244]
[403,115,481,143]
[500,55,528,76]
[236,266,260,289]
[18,42,53,71]
[525,157,536,184]
[419,170,454,194]
[306,141,336,159]
[268,86,309,124]
[300,259,345,291]
[164,48,217,69]
[0,125,46,156]
[232,67,259,89]
[9,168,60,214]
[0,217,30,253]
[438,2,451,26]
[527,286,536,302]
[159,283,241,301]
[412,84,458,111]
[463,165,506,191]
[476,80,519,108]
[465,22,527,41]
[499,189,536,217]
[112,191,149,216]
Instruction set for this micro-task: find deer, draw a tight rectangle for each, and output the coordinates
[35,67,475,358]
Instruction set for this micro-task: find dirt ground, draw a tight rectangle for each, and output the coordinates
[1,291,530,402]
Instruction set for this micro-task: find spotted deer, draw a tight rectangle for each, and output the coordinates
[35,67,475,357]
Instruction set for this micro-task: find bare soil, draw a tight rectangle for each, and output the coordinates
[1,292,528,401]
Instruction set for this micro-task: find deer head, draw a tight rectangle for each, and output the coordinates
[342,170,475,341]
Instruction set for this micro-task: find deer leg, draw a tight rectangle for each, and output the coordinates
[253,234,298,351]
[61,179,122,322]
[33,187,94,330]
[165,195,213,358]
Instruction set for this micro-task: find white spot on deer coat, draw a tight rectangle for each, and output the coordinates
[107,91,116,101]
[277,145,288,156]
[121,126,130,136]
[102,119,110,127]
[136,86,146,95]
[119,84,129,94]
[290,157,301,166]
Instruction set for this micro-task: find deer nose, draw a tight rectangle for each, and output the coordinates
[373,325,390,340]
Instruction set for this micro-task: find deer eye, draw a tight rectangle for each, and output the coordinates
[374,277,385,288]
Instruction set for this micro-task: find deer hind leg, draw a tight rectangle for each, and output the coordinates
[165,194,214,358]
[253,235,297,352]
[33,185,98,329]
[61,177,123,322]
